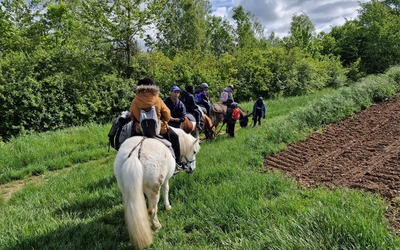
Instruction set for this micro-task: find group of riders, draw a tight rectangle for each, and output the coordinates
[129,77,237,171]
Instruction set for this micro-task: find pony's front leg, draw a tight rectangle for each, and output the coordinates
[162,180,172,211]
[147,191,162,231]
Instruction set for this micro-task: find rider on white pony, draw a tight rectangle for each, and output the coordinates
[129,77,188,170]
[114,127,200,249]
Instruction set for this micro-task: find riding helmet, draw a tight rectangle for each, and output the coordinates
[200,82,209,89]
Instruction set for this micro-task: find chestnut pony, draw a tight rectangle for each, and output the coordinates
[181,111,216,140]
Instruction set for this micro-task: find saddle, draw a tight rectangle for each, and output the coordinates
[212,104,227,114]
[196,105,207,115]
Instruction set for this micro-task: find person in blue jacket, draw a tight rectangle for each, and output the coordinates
[164,86,187,128]
[252,97,266,126]
[194,82,211,115]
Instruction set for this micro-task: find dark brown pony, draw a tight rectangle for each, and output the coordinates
[181,113,216,140]
[209,104,250,133]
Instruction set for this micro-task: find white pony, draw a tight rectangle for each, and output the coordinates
[114,127,200,250]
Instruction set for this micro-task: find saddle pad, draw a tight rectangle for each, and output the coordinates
[186,113,196,122]
[212,104,227,114]
[154,136,175,158]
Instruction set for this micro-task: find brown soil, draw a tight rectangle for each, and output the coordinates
[265,95,400,232]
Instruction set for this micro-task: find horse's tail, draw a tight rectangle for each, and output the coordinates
[120,156,153,249]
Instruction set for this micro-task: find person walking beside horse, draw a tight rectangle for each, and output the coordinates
[224,102,241,138]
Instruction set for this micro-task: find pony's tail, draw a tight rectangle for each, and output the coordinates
[120,156,153,250]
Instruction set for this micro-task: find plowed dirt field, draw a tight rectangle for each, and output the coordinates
[265,95,400,232]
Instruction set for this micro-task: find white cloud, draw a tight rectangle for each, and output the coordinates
[213,7,229,18]
[210,0,368,37]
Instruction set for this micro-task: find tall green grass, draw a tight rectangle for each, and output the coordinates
[0,124,114,184]
[1,66,399,249]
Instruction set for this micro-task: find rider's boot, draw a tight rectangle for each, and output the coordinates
[174,160,188,174]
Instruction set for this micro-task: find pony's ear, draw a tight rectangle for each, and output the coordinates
[197,138,203,144]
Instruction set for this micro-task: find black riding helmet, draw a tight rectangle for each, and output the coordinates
[230,102,238,108]
[185,85,194,94]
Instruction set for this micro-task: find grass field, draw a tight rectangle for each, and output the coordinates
[1,69,400,249]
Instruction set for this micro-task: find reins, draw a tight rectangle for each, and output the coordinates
[216,122,226,135]
[128,137,146,158]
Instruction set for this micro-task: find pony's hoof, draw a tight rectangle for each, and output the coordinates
[165,205,172,211]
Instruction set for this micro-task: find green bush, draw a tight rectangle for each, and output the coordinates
[385,65,400,85]
[290,69,400,130]
[0,42,393,142]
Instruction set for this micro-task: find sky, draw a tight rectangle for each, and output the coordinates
[210,0,369,37]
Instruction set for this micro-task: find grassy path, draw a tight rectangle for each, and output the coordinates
[1,69,400,249]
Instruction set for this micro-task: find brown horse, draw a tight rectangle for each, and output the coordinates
[209,104,250,132]
[181,112,216,140]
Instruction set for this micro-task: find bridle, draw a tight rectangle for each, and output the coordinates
[180,155,196,165]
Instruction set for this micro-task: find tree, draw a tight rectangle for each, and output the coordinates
[206,16,234,58]
[232,5,259,49]
[383,0,400,14]
[76,0,160,78]
[332,0,400,74]
[0,0,44,53]
[285,12,316,54]
[147,0,210,58]
[358,0,400,73]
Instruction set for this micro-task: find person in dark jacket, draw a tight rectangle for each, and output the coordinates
[180,85,202,130]
[224,102,238,138]
[164,86,186,128]
[194,82,211,115]
[252,97,266,126]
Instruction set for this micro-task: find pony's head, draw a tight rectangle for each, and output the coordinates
[171,127,201,173]
[239,108,250,128]
[202,114,216,140]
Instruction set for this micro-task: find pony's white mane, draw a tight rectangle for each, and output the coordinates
[170,127,200,158]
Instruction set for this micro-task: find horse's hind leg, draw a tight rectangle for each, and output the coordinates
[162,180,172,211]
[146,189,162,231]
